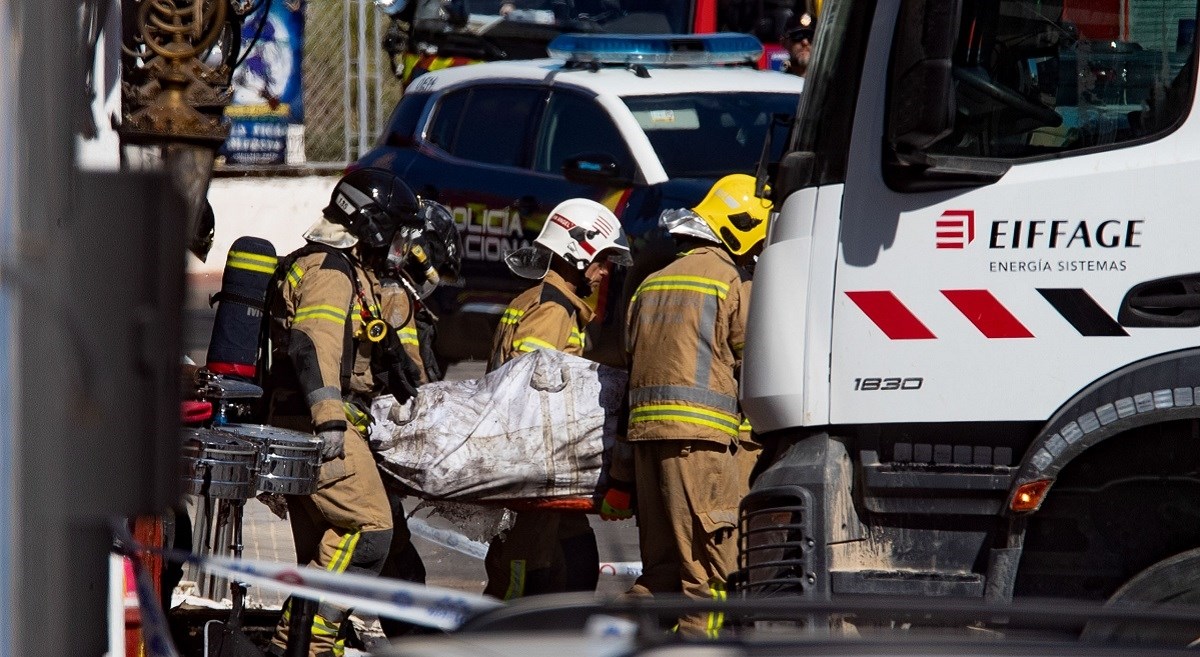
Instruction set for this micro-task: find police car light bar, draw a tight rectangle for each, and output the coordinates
[547,33,763,67]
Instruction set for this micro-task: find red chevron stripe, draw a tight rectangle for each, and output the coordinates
[845,291,936,340]
[942,289,1033,338]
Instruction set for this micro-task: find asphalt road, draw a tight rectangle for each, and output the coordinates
[185,305,642,603]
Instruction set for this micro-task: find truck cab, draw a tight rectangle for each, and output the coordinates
[739,0,1200,607]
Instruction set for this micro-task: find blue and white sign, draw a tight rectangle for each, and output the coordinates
[221,0,305,165]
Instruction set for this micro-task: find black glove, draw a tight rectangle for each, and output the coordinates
[372,322,422,404]
[415,309,442,382]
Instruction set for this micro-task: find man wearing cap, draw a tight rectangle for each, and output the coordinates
[784,13,815,78]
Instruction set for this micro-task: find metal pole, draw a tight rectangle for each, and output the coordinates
[0,1,17,654]
[357,0,370,156]
[374,5,384,138]
[343,0,354,163]
[12,1,92,655]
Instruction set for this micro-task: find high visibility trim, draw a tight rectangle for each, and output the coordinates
[399,326,420,346]
[327,531,361,574]
[352,303,382,316]
[629,404,740,436]
[708,580,727,638]
[227,250,279,274]
[504,559,526,600]
[513,336,557,353]
[632,275,729,302]
[295,304,349,325]
[568,327,586,348]
[287,263,305,287]
[306,385,342,406]
[312,615,340,636]
[629,385,738,414]
[739,418,752,432]
[500,308,526,325]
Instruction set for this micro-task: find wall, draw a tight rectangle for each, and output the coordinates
[189,174,339,299]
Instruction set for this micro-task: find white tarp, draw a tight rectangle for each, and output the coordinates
[369,349,628,502]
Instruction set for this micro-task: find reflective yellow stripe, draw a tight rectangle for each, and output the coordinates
[295,304,348,324]
[739,418,752,432]
[327,531,360,573]
[227,250,279,275]
[500,308,525,325]
[633,275,729,302]
[287,263,304,287]
[630,404,740,437]
[633,282,728,302]
[352,303,382,316]
[513,336,557,353]
[568,327,586,348]
[708,580,726,638]
[312,614,340,636]
[504,559,526,600]
[399,326,419,346]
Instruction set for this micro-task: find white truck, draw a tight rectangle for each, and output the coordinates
[738,0,1200,608]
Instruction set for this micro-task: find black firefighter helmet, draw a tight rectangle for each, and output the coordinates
[323,167,421,250]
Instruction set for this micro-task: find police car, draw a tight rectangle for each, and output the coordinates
[353,33,803,367]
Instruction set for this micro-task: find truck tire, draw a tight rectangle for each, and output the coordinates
[1080,547,1200,646]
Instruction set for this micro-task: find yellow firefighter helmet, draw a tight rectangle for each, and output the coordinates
[691,174,772,255]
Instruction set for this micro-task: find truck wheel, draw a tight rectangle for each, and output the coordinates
[1080,547,1200,646]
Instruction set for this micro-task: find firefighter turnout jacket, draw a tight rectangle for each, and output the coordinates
[380,279,427,385]
[625,245,751,444]
[268,244,386,429]
[488,270,593,371]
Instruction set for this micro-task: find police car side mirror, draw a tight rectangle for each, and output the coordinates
[562,152,631,187]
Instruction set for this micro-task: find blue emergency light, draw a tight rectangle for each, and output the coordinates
[547,33,763,67]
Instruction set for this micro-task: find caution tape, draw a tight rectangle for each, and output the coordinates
[407,516,490,560]
[406,516,643,577]
[598,562,643,577]
[116,518,641,656]
[173,548,502,630]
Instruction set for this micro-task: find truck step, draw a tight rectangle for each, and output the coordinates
[831,569,984,597]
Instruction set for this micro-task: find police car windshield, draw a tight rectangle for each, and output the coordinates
[623,92,800,178]
[464,0,692,33]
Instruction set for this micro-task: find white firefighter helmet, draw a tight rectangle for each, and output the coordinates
[505,198,633,280]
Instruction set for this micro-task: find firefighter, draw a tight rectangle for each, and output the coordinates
[622,173,769,638]
[263,168,424,657]
[483,197,633,600]
[371,198,462,639]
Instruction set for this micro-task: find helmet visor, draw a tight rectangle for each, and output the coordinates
[604,248,633,267]
[504,246,553,280]
[660,208,721,244]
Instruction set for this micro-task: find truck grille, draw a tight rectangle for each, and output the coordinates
[734,496,813,596]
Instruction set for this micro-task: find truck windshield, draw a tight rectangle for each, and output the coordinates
[918,0,1198,159]
[785,0,875,186]
[623,92,800,178]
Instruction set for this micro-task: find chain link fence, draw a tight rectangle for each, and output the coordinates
[302,0,403,164]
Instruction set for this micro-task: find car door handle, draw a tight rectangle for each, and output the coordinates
[1118,274,1200,327]
[512,195,538,219]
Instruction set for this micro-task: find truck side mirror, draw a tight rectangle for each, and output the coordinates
[562,152,631,186]
[886,0,961,154]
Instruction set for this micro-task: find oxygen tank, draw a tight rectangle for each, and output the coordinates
[205,236,278,382]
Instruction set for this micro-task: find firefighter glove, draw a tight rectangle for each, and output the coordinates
[599,486,634,521]
[318,429,345,461]
[372,322,422,403]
